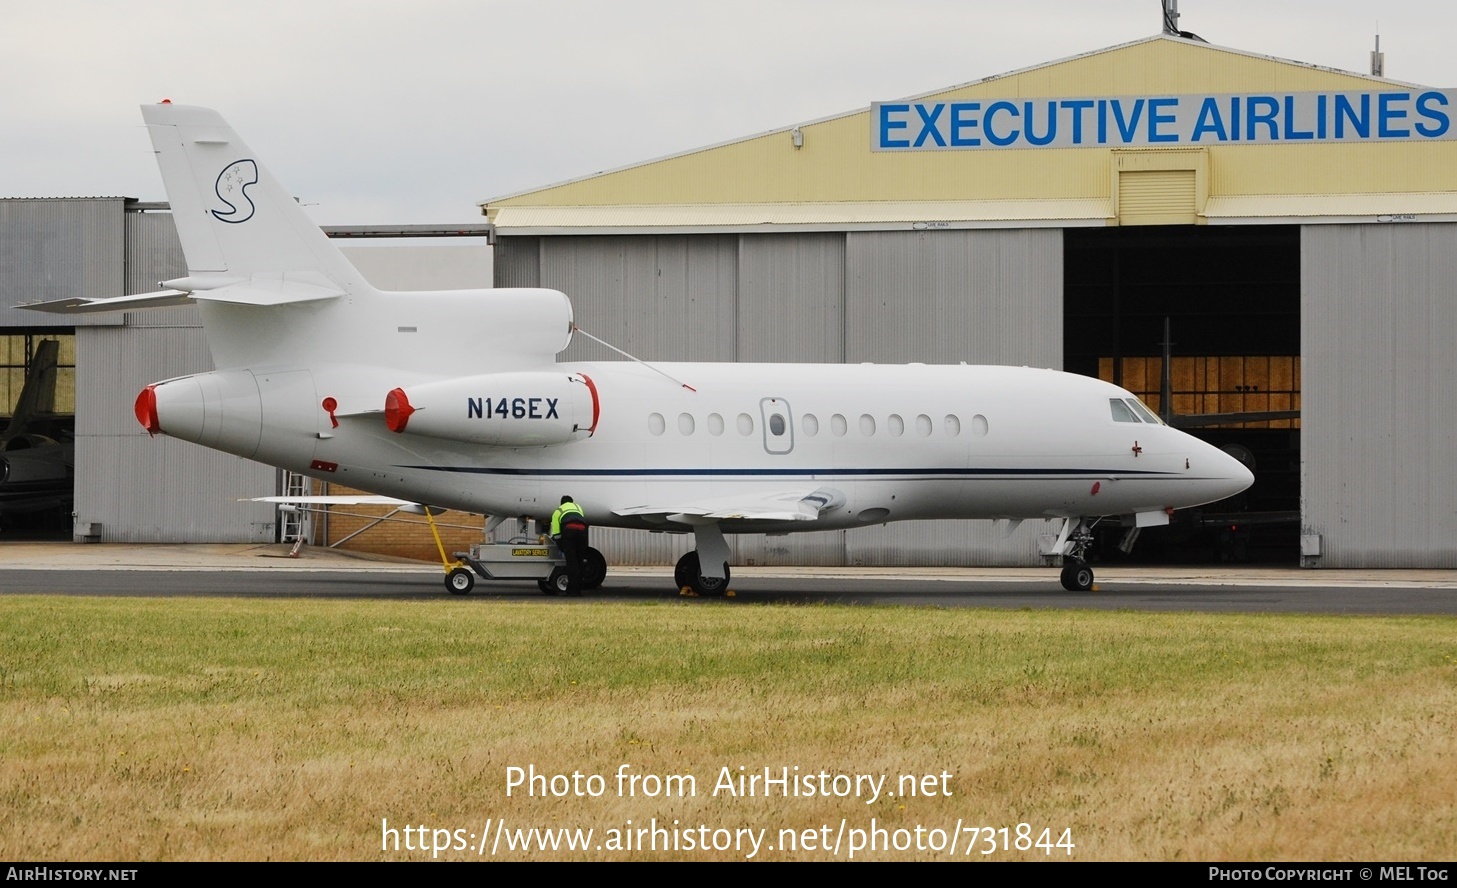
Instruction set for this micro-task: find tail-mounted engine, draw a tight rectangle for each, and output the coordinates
[384,371,599,447]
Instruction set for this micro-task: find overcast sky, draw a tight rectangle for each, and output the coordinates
[2,1,1452,225]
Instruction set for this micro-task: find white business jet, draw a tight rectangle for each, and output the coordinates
[28,103,1252,594]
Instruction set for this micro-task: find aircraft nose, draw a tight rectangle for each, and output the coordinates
[1210,443,1255,498]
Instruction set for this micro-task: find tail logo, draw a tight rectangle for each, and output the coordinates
[211,159,259,223]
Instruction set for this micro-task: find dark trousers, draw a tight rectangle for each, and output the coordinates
[558,527,588,593]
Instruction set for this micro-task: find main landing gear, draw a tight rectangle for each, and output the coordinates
[674,551,731,596]
[674,521,733,596]
[1053,517,1098,592]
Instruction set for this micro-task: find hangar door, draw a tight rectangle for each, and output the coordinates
[1065,225,1301,564]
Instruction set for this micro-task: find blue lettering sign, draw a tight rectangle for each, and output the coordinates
[871,88,1457,150]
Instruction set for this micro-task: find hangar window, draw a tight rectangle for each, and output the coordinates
[1109,399,1141,423]
[916,414,933,436]
[888,414,905,437]
[831,414,848,436]
[802,413,819,436]
[736,413,754,435]
[648,413,666,436]
[678,413,696,435]
[707,413,725,436]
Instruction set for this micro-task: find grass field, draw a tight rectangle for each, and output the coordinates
[1,595,1453,861]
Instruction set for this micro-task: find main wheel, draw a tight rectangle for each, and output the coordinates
[583,547,607,590]
[673,551,697,590]
[1059,563,1094,592]
[675,551,730,596]
[446,567,475,595]
[691,565,730,596]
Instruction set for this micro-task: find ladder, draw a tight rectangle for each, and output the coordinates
[279,471,313,544]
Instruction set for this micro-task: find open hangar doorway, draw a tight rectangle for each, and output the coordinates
[1064,225,1300,565]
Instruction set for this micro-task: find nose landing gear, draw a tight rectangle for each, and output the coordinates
[1053,517,1099,592]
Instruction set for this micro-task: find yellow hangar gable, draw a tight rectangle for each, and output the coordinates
[482,34,1457,233]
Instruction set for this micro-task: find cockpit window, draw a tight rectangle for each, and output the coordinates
[1125,398,1161,424]
[1109,398,1140,423]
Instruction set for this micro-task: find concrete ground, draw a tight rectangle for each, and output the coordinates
[1,541,1454,588]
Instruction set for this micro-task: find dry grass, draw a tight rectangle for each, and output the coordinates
[0,596,1453,860]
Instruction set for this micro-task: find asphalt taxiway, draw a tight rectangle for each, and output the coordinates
[0,542,1453,615]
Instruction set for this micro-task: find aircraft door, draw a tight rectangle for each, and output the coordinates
[760,397,793,455]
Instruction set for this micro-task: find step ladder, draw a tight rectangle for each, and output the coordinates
[279,471,313,545]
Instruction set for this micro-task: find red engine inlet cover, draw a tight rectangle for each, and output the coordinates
[384,387,414,433]
[135,385,161,435]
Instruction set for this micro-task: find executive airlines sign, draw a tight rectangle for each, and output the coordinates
[872,89,1455,151]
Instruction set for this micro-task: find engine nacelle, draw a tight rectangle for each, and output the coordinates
[135,370,264,457]
[385,371,599,447]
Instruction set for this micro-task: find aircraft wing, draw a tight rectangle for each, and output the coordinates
[613,487,845,524]
[248,495,415,506]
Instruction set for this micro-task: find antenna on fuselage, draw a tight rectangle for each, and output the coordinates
[570,324,697,392]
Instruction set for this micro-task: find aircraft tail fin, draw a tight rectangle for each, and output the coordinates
[139,102,371,296]
[4,339,59,439]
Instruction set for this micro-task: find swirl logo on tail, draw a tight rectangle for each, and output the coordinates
[212,159,259,223]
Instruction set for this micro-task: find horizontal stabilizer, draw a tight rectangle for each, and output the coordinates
[19,290,194,314]
[190,280,343,307]
[20,278,342,315]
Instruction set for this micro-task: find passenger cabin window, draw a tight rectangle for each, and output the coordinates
[1109,399,1140,422]
[802,413,819,436]
[769,413,786,436]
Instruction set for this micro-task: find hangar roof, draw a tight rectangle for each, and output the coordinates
[484,34,1457,233]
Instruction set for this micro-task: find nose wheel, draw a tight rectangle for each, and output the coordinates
[1053,517,1099,592]
[1059,561,1094,592]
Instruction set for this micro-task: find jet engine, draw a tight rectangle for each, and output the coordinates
[384,371,599,447]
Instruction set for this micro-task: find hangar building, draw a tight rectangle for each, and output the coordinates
[482,34,1457,569]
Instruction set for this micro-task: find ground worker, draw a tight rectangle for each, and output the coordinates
[550,495,589,595]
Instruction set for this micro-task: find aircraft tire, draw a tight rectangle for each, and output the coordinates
[691,566,730,597]
[446,567,475,595]
[1060,563,1094,592]
[673,551,697,590]
[583,547,607,590]
[674,551,729,595]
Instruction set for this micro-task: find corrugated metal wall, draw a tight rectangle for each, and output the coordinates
[0,199,124,328]
[1300,223,1457,567]
[503,228,1063,566]
[548,235,738,363]
[73,211,276,544]
[844,229,1064,565]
